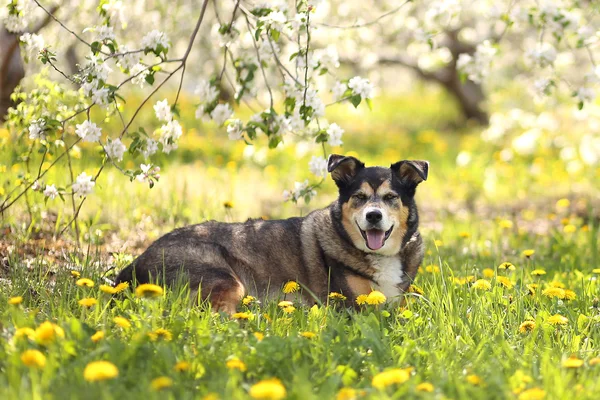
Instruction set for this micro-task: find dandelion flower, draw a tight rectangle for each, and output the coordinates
[84,360,119,382]
[328,292,347,301]
[562,356,584,368]
[526,284,538,295]
[549,281,565,288]
[466,374,484,386]
[223,201,234,209]
[114,282,129,293]
[563,290,576,300]
[232,312,253,320]
[355,294,368,305]
[253,332,265,341]
[496,276,513,289]
[532,269,546,276]
[278,301,293,308]
[282,305,296,314]
[556,198,570,209]
[91,331,104,343]
[459,232,470,239]
[21,349,46,369]
[542,288,565,299]
[425,265,440,273]
[242,295,256,306]
[249,378,287,400]
[135,283,163,298]
[547,314,568,325]
[15,327,35,340]
[282,281,300,294]
[113,316,131,329]
[34,321,64,345]
[564,224,576,233]
[150,376,173,391]
[99,285,118,294]
[300,331,316,339]
[483,268,494,278]
[498,219,513,229]
[174,361,191,372]
[518,388,546,400]
[366,290,386,305]
[498,262,515,270]
[148,328,172,341]
[589,358,600,366]
[522,249,535,258]
[70,270,81,278]
[9,296,23,305]
[416,382,435,392]
[226,358,247,372]
[76,278,95,288]
[519,320,536,333]
[472,279,491,291]
[434,239,443,246]
[78,298,98,307]
[336,387,357,400]
[408,285,424,295]
[372,368,412,389]
[202,394,220,400]
[593,269,600,274]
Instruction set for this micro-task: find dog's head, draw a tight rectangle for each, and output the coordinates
[328,154,428,256]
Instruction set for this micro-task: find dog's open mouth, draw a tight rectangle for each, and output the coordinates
[356,222,394,251]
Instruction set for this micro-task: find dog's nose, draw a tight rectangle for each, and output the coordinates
[366,210,383,224]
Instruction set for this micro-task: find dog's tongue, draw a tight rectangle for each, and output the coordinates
[366,229,385,250]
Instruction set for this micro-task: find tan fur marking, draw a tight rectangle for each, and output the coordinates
[210,281,245,315]
[346,274,372,296]
[383,205,409,252]
[375,180,392,196]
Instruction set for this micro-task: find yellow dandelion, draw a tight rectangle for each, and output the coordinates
[34,321,65,345]
[562,356,584,368]
[135,283,163,298]
[532,269,546,276]
[282,305,296,314]
[434,239,443,247]
[483,268,495,278]
[76,278,95,288]
[366,290,386,305]
[91,331,104,343]
[300,331,316,339]
[148,328,172,341]
[226,358,247,372]
[424,264,440,273]
[589,358,600,366]
[416,382,435,392]
[262,313,272,322]
[150,376,173,391]
[15,327,35,340]
[372,367,412,389]
[498,262,515,270]
[9,296,23,305]
[549,281,565,288]
[78,298,98,307]
[563,224,576,233]
[356,294,368,305]
[232,312,253,320]
[114,282,129,293]
[592,269,600,274]
[556,198,570,209]
[174,361,191,372]
[472,279,491,291]
[249,378,287,400]
[83,360,119,382]
[518,388,546,400]
[21,349,46,369]
[202,394,220,400]
[547,314,568,325]
[408,285,424,295]
[253,332,265,341]
[70,270,81,278]
[113,316,131,329]
[99,285,118,295]
[466,374,484,386]
[277,301,292,308]
[242,295,257,306]
[519,320,536,333]
[282,281,300,294]
[336,387,357,400]
[496,276,513,289]
[522,250,535,258]
[498,219,514,229]
[542,288,565,299]
[328,292,347,301]
[526,284,538,295]
[223,201,234,209]
[458,232,470,239]
[563,290,576,300]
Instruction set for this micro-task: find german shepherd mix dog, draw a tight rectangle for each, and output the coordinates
[115,155,428,312]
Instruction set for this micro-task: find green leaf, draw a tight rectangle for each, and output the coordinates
[270,29,280,42]
[91,41,101,55]
[350,95,361,108]
[145,73,155,85]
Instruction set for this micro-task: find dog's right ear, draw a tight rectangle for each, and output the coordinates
[328,154,365,187]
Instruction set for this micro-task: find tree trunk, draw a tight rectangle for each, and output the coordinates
[0,28,25,122]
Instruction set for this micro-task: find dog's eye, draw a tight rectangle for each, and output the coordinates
[353,193,368,201]
[383,193,399,201]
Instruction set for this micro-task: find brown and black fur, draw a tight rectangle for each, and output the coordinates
[114,154,428,312]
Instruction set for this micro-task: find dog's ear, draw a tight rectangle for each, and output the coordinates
[391,160,429,186]
[328,154,365,187]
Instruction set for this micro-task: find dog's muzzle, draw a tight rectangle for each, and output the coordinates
[356,220,394,251]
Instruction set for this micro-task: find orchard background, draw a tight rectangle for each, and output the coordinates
[1,1,600,399]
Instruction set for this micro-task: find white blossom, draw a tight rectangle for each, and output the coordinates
[314,45,339,71]
[195,80,219,104]
[93,25,116,41]
[3,0,36,32]
[227,119,244,141]
[43,184,59,200]
[456,41,497,83]
[512,128,540,156]
[28,119,46,140]
[75,120,102,143]
[526,43,557,68]
[91,87,110,106]
[19,33,44,62]
[348,76,374,99]
[158,120,183,154]
[260,11,287,32]
[327,123,344,147]
[105,138,126,161]
[142,139,159,159]
[210,104,234,126]
[308,156,328,178]
[576,87,596,103]
[153,99,172,122]
[130,63,149,88]
[117,45,139,71]
[72,172,95,197]
[141,30,170,52]
[331,81,347,101]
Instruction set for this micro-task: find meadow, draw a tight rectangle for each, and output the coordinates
[1,86,600,400]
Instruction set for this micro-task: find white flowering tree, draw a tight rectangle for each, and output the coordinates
[1,0,599,238]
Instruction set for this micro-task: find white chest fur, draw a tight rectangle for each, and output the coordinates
[368,255,404,300]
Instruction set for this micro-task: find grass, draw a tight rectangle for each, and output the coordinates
[2,88,600,399]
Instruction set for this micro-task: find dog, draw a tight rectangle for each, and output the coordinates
[114,154,428,312]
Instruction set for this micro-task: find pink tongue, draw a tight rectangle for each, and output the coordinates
[366,229,385,250]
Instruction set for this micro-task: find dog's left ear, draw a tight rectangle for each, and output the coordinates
[328,154,365,188]
[391,160,429,186]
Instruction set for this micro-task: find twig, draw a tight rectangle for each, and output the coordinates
[245,14,274,109]
[317,1,410,29]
